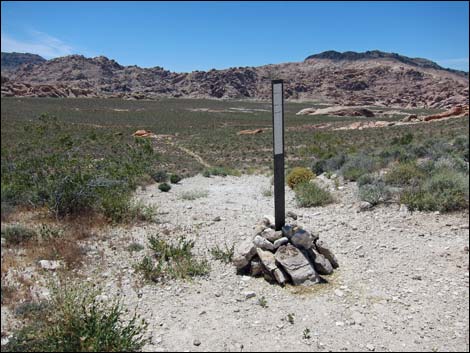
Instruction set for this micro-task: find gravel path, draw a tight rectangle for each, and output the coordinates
[82,174,469,352]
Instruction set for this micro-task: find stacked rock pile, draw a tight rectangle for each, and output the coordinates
[233,216,338,286]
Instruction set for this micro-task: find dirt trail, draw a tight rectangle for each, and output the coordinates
[74,174,469,352]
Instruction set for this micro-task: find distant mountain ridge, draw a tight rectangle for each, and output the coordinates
[1,52,46,72]
[305,50,468,77]
[1,50,468,109]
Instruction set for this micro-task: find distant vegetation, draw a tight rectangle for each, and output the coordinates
[1,113,158,222]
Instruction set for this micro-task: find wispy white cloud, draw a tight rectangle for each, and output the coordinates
[1,30,74,58]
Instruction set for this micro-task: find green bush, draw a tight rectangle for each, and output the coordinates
[136,235,210,282]
[170,174,182,184]
[384,162,425,186]
[1,225,37,245]
[158,183,171,192]
[1,114,158,220]
[210,243,235,263]
[294,182,333,207]
[2,284,148,352]
[401,170,469,212]
[340,154,378,181]
[287,167,315,189]
[356,173,378,187]
[358,182,391,205]
[150,170,168,183]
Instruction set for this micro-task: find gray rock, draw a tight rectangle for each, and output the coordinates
[273,237,289,249]
[287,211,298,220]
[310,248,334,275]
[212,216,221,222]
[193,339,201,346]
[315,239,339,268]
[253,224,266,236]
[253,235,275,252]
[256,248,277,272]
[38,260,62,271]
[273,268,287,285]
[261,215,274,227]
[250,259,264,277]
[359,201,373,211]
[290,229,314,250]
[233,239,257,270]
[261,229,283,242]
[275,244,319,285]
[281,224,295,238]
[244,291,256,299]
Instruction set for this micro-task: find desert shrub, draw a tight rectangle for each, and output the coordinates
[400,170,469,212]
[384,161,425,186]
[136,235,210,282]
[434,156,468,174]
[453,135,469,162]
[340,154,378,181]
[150,170,168,183]
[312,153,348,175]
[170,174,182,184]
[391,132,414,146]
[2,283,148,352]
[179,189,209,200]
[294,182,333,207]
[356,173,378,187]
[1,225,37,245]
[0,114,158,220]
[210,243,235,263]
[127,242,145,252]
[261,186,273,197]
[358,182,391,205]
[158,183,171,192]
[287,167,315,189]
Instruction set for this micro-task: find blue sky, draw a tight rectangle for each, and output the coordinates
[1,1,469,72]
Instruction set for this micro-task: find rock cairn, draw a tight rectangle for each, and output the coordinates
[233,216,338,286]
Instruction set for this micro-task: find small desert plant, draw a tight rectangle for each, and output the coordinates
[150,170,168,183]
[287,313,295,325]
[158,183,171,192]
[210,243,235,263]
[1,225,37,245]
[261,186,273,197]
[179,189,209,200]
[287,167,315,189]
[294,182,333,207]
[136,235,210,282]
[400,170,469,212]
[384,161,425,186]
[356,173,377,187]
[170,174,182,184]
[127,242,145,252]
[358,181,391,205]
[302,328,311,340]
[340,154,378,181]
[258,296,268,308]
[2,283,148,352]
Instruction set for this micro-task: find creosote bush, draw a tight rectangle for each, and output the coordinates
[170,174,182,184]
[150,170,168,183]
[287,167,315,189]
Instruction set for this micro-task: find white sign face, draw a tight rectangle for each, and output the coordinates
[273,83,283,155]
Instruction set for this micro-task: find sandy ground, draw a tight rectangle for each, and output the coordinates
[74,174,470,352]
[2,174,469,352]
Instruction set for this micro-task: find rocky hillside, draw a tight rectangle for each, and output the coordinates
[1,52,46,74]
[1,50,468,108]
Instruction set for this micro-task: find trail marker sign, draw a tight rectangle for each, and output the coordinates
[272,79,285,231]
